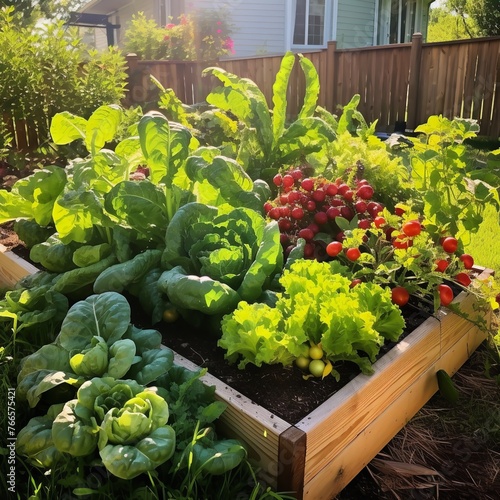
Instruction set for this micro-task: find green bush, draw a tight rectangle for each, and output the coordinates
[0,7,127,149]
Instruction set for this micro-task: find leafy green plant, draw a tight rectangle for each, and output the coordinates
[157,202,283,317]
[219,259,405,378]
[407,115,500,243]
[314,95,415,211]
[0,7,127,151]
[16,292,173,408]
[203,51,335,181]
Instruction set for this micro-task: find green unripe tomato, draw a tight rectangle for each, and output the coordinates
[309,359,326,377]
[309,345,324,360]
[295,355,310,370]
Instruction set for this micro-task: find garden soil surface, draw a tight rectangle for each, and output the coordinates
[2,224,499,500]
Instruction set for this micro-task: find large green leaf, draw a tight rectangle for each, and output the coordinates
[161,202,218,270]
[157,266,241,315]
[99,425,176,479]
[237,220,283,302]
[271,51,295,145]
[298,54,320,119]
[185,155,262,211]
[93,249,163,294]
[53,189,108,244]
[1,166,68,226]
[57,292,131,351]
[104,181,169,242]
[204,67,273,157]
[85,105,123,154]
[50,111,88,145]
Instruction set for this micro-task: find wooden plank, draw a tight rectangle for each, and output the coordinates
[477,41,498,135]
[0,245,39,288]
[303,360,439,499]
[171,350,290,488]
[302,315,487,499]
[297,315,441,484]
[462,42,480,118]
[450,44,466,118]
[442,43,459,118]
[277,426,307,498]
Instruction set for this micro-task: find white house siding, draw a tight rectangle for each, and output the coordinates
[82,0,159,49]
[187,0,288,57]
[336,0,376,48]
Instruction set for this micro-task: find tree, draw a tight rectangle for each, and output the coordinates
[0,0,84,24]
[467,0,500,36]
[427,5,477,41]
[428,0,499,42]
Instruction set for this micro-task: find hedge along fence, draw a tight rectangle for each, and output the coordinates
[125,34,500,137]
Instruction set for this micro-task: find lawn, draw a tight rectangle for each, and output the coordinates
[466,204,500,274]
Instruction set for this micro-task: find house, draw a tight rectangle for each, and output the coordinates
[79,0,436,56]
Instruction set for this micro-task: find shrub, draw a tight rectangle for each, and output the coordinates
[0,7,127,149]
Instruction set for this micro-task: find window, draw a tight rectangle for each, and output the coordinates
[160,0,185,25]
[293,0,326,47]
[379,0,417,44]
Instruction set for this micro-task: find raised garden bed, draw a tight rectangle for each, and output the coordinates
[0,246,492,499]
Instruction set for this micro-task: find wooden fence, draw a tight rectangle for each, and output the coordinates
[3,34,499,152]
[125,34,500,138]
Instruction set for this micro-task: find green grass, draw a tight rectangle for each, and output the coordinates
[465,204,500,274]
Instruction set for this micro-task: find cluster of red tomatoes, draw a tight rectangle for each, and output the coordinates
[265,170,383,260]
[265,169,476,309]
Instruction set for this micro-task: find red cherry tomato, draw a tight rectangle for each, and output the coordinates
[391,286,410,306]
[455,272,471,287]
[345,247,361,261]
[326,241,343,257]
[435,259,449,272]
[438,284,454,306]
[402,220,422,237]
[442,237,458,254]
[459,253,474,270]
[393,234,412,249]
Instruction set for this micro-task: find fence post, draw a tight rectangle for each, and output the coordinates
[407,33,423,132]
[326,41,337,113]
[124,53,141,107]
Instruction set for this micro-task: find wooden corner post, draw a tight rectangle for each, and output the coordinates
[407,33,423,132]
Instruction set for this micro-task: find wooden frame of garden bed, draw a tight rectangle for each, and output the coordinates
[0,245,492,499]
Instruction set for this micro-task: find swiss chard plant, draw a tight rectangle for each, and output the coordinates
[203,51,336,181]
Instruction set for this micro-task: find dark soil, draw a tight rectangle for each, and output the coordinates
[155,300,434,424]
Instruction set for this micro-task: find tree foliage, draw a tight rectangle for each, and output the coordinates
[428,0,499,41]
[0,0,84,24]
[467,0,500,36]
